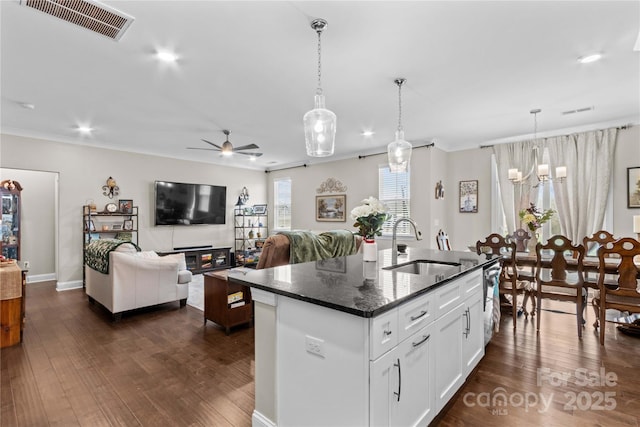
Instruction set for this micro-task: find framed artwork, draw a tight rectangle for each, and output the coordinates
[316,256,347,273]
[316,195,346,222]
[459,180,478,213]
[118,199,133,214]
[627,167,640,208]
[85,220,95,231]
[253,204,267,215]
[123,219,134,230]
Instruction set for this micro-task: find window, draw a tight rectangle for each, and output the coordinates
[274,178,291,230]
[378,165,410,235]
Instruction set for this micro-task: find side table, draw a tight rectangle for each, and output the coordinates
[204,270,253,334]
[1,262,26,348]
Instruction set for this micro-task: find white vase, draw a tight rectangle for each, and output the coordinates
[362,239,378,262]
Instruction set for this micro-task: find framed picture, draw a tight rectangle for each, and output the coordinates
[627,167,640,208]
[123,219,133,230]
[459,180,478,213]
[118,199,133,214]
[85,220,95,231]
[316,194,346,222]
[316,256,347,273]
[112,224,123,231]
[253,204,267,215]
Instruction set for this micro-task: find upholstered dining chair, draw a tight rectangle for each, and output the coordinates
[592,238,640,345]
[535,235,585,338]
[436,229,451,251]
[476,233,532,329]
[508,228,532,253]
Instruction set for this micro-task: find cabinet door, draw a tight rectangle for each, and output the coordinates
[370,323,435,427]
[462,287,485,377]
[434,302,465,413]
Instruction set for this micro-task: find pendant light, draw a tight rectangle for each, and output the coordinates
[387,78,412,172]
[303,18,336,157]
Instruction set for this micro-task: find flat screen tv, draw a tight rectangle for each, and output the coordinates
[155,181,226,225]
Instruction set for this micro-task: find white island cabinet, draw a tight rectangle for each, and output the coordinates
[228,249,494,427]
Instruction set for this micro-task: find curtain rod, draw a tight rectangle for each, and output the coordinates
[265,163,308,174]
[358,142,435,160]
[478,124,634,149]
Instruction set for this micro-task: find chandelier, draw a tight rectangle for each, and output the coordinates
[387,78,412,172]
[303,18,336,157]
[508,109,566,186]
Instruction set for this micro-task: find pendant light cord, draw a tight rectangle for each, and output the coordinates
[397,82,403,131]
[316,30,323,95]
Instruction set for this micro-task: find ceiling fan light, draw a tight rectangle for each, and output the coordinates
[304,94,336,157]
[221,141,234,156]
[387,130,412,173]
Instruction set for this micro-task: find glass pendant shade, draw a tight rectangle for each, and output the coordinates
[387,129,412,172]
[304,93,336,157]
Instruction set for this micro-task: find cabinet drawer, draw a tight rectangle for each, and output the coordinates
[398,292,434,342]
[370,308,398,360]
[434,277,463,319]
[462,270,482,298]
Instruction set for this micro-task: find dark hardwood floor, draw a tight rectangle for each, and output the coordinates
[2,283,639,426]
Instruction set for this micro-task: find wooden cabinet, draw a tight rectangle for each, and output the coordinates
[234,212,268,267]
[159,247,231,274]
[1,179,22,260]
[204,270,252,334]
[0,262,26,348]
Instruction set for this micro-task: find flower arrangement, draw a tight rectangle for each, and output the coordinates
[519,203,554,232]
[351,197,390,240]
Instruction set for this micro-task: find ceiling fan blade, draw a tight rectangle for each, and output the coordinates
[201,139,223,150]
[233,143,260,151]
[236,152,263,157]
[186,147,219,151]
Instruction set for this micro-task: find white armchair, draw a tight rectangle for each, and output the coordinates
[85,246,192,321]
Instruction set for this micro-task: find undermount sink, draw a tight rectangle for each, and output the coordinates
[383,260,461,276]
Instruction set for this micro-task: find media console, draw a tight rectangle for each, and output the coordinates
[158,246,231,274]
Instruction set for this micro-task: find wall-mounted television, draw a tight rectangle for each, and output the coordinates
[154,181,226,225]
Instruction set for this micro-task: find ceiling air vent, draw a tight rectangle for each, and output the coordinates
[561,106,594,116]
[20,0,134,41]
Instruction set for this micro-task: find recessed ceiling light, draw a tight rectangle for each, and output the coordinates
[578,53,602,64]
[76,125,93,135]
[248,156,257,162]
[156,49,178,63]
[361,130,375,137]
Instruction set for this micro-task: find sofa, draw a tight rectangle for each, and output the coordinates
[256,230,362,269]
[85,241,192,320]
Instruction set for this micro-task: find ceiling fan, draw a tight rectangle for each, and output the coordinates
[187,130,263,157]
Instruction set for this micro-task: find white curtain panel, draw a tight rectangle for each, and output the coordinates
[493,140,541,233]
[544,128,618,242]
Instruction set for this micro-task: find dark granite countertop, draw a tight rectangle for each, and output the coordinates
[227,248,499,318]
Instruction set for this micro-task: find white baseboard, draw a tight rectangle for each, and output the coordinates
[252,410,276,427]
[56,280,84,291]
[26,273,56,284]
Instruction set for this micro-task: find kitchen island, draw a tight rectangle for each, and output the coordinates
[228,248,498,427]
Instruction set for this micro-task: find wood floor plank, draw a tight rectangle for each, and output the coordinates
[3,282,640,426]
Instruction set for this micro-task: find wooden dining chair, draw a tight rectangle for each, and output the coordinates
[535,235,586,338]
[583,230,617,322]
[508,228,532,253]
[476,234,532,329]
[592,238,640,345]
[436,229,451,251]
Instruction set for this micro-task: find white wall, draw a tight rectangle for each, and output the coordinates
[612,126,640,237]
[266,146,443,250]
[1,134,266,288]
[0,168,57,280]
